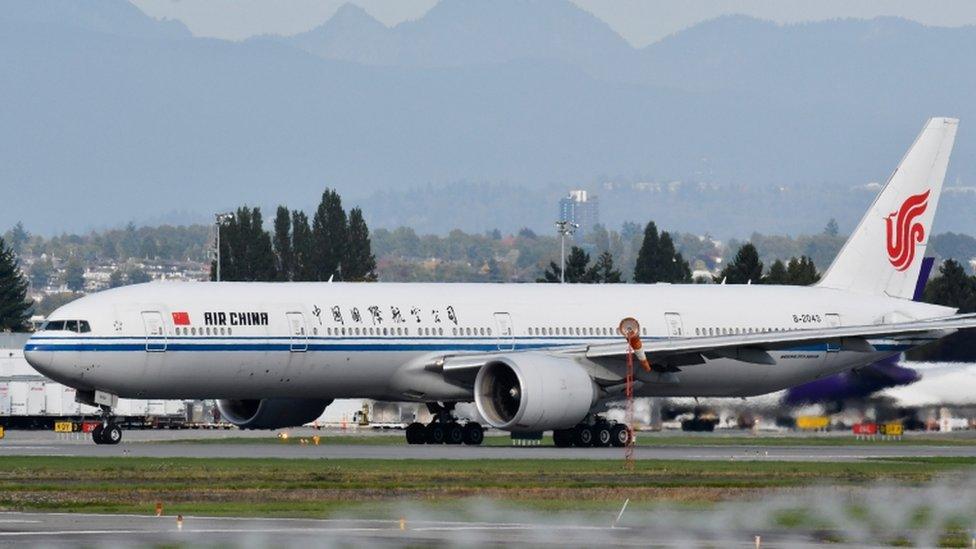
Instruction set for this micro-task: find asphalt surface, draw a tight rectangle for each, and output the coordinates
[1,429,976,460]
[0,511,908,548]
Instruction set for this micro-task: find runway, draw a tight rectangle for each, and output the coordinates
[0,511,903,548]
[2,430,976,461]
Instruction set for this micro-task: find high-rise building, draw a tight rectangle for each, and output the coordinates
[558,190,599,239]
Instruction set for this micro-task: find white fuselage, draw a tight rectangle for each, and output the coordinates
[23,282,952,404]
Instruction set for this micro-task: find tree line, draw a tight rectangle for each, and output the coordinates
[213,189,376,282]
[539,221,820,286]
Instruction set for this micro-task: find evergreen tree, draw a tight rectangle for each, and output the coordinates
[765,259,789,284]
[5,222,29,255]
[786,256,820,285]
[210,207,277,282]
[586,251,622,283]
[633,221,661,283]
[924,259,976,312]
[716,243,763,284]
[272,206,293,281]
[64,258,85,291]
[539,246,590,283]
[659,232,692,283]
[824,218,839,237]
[344,207,377,281]
[291,211,314,281]
[634,222,691,283]
[564,246,590,283]
[0,237,32,331]
[311,189,348,281]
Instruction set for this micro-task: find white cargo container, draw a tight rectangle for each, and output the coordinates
[164,400,185,416]
[62,387,82,416]
[147,400,167,416]
[27,381,46,415]
[0,382,10,415]
[44,382,64,416]
[8,381,28,415]
[116,399,149,416]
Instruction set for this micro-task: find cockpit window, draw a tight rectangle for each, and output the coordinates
[42,320,91,333]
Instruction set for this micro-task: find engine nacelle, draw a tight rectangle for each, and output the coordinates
[474,353,596,432]
[216,398,332,430]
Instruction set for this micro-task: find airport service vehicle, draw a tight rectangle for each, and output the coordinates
[24,118,976,446]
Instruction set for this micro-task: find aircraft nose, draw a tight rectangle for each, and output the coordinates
[23,337,62,382]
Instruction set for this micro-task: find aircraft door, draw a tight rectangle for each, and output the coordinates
[825,313,841,352]
[664,312,685,337]
[493,312,515,351]
[141,311,167,352]
[286,312,308,352]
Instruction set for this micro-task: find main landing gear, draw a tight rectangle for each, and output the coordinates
[92,406,122,445]
[552,416,631,448]
[405,403,484,446]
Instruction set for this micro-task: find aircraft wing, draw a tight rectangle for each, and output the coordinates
[584,313,976,364]
[433,313,976,382]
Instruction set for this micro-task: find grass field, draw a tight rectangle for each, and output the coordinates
[0,456,973,518]
[164,432,976,447]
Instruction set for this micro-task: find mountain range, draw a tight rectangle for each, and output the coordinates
[2,0,975,237]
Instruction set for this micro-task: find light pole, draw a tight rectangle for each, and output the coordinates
[214,212,233,282]
[554,220,579,284]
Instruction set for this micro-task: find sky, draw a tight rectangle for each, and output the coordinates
[131,0,976,46]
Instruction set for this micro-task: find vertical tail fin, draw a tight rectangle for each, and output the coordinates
[818,117,958,299]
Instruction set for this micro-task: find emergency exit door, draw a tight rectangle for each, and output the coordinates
[664,312,684,337]
[141,311,167,352]
[286,312,308,352]
[493,312,515,351]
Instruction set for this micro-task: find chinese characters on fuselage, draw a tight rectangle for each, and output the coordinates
[316,305,459,326]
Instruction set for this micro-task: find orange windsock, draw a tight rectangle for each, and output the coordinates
[619,317,652,372]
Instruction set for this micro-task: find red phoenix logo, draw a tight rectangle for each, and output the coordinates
[885,190,930,271]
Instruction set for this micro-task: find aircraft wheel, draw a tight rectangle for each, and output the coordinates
[610,424,630,447]
[592,425,612,447]
[573,425,593,447]
[103,423,123,445]
[552,429,574,448]
[425,422,446,444]
[445,422,464,445]
[462,422,484,445]
[405,422,426,444]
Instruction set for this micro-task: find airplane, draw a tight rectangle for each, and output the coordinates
[24,117,976,447]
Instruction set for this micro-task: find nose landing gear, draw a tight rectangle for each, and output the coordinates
[92,406,122,445]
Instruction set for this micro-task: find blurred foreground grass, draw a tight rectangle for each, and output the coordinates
[0,456,973,518]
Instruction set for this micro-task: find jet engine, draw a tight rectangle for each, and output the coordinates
[474,353,596,432]
[216,398,332,430]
